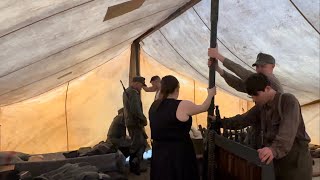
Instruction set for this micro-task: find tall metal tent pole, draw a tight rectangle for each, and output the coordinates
[205,0,219,179]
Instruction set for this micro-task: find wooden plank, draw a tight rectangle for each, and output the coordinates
[137,0,201,41]
[214,133,275,180]
[0,165,15,173]
[104,0,146,21]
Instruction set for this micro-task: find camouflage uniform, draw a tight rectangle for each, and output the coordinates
[107,112,131,157]
[123,86,148,173]
[107,113,126,143]
[222,93,312,180]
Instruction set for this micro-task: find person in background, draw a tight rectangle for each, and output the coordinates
[143,75,161,100]
[107,108,131,157]
[123,76,148,175]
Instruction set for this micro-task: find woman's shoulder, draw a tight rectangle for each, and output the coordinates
[178,100,194,106]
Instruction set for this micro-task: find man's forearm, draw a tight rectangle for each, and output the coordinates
[222,115,250,130]
[223,106,260,130]
[216,66,224,76]
[221,71,247,93]
[143,86,157,92]
[223,58,253,80]
[217,53,225,63]
[137,111,147,126]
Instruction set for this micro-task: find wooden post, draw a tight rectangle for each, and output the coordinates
[129,40,141,85]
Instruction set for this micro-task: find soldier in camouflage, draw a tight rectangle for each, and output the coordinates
[107,108,131,157]
[123,76,148,175]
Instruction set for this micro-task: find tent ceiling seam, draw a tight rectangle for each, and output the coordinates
[0,5,177,79]
[289,0,320,35]
[141,47,204,80]
[192,7,313,94]
[142,32,241,98]
[158,29,208,80]
[0,45,131,107]
[0,0,95,39]
[65,82,70,151]
[0,35,135,97]
[191,7,255,71]
[137,0,201,41]
[301,99,320,107]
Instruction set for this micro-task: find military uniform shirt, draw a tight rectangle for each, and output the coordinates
[222,93,310,159]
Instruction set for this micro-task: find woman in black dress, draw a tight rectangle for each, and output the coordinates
[149,75,216,180]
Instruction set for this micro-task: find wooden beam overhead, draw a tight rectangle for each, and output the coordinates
[104,0,146,21]
[301,99,320,107]
[136,0,201,41]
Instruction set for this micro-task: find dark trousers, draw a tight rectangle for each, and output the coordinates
[274,140,313,180]
[127,126,147,170]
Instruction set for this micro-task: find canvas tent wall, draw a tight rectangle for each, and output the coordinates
[0,0,319,153]
[0,48,254,154]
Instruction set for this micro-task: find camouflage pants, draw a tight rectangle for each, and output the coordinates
[127,126,147,170]
[273,140,312,180]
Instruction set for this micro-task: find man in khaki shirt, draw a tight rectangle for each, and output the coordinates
[123,76,148,175]
[220,73,312,180]
[208,47,283,93]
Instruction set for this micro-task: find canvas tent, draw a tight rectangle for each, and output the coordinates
[0,0,319,154]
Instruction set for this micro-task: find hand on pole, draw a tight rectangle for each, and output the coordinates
[208,46,225,63]
[207,86,217,98]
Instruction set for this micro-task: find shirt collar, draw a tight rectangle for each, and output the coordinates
[264,92,280,109]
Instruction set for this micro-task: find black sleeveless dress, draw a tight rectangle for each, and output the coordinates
[149,99,199,180]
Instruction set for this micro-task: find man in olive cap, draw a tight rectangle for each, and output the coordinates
[208,47,283,148]
[208,47,283,93]
[107,108,126,143]
[123,76,148,175]
[107,108,131,157]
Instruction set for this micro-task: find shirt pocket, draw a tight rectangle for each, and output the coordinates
[271,115,280,128]
[269,119,280,139]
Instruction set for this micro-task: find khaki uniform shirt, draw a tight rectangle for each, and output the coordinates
[123,87,147,127]
[107,114,126,139]
[222,93,310,159]
[222,58,284,93]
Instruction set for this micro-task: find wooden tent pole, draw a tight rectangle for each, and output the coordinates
[129,0,202,86]
[129,39,141,85]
